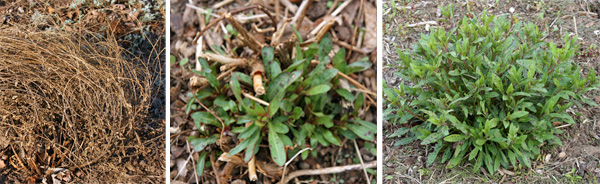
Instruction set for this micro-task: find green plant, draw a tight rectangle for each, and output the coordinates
[439,4,455,27]
[565,168,583,183]
[384,12,599,174]
[418,168,431,177]
[188,33,375,175]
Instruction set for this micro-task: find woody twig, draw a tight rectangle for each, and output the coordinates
[225,13,265,53]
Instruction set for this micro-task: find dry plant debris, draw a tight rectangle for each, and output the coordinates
[0,27,162,183]
[0,0,165,183]
[170,0,377,183]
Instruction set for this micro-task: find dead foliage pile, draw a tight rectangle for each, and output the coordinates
[0,27,162,183]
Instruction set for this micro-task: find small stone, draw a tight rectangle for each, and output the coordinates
[558,152,566,159]
[509,7,515,13]
[545,154,551,163]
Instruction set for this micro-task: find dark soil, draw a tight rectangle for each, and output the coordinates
[383,0,600,183]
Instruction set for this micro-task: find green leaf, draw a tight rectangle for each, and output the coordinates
[196,151,209,176]
[290,25,304,43]
[170,55,176,64]
[421,132,444,145]
[468,147,480,160]
[475,139,487,146]
[322,129,342,146]
[389,128,410,138]
[427,144,442,166]
[271,121,289,134]
[230,74,244,107]
[315,115,334,128]
[346,60,372,74]
[508,149,516,167]
[191,112,220,128]
[509,111,529,120]
[188,135,218,152]
[347,123,375,140]
[197,57,211,73]
[394,136,417,146]
[443,134,465,142]
[244,133,261,162]
[229,131,255,155]
[317,33,333,60]
[262,46,275,63]
[179,58,188,66]
[336,88,355,101]
[304,84,331,96]
[238,124,259,139]
[203,71,220,92]
[269,122,287,166]
[266,70,303,101]
[333,48,347,73]
[291,107,305,120]
[268,99,280,117]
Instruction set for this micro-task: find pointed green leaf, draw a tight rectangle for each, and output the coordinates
[269,122,287,166]
[304,84,331,96]
[444,134,465,142]
[509,111,529,120]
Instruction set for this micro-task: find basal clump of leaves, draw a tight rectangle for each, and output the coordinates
[385,13,599,174]
[187,33,375,175]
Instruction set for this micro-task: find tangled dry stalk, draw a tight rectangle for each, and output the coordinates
[0,27,161,182]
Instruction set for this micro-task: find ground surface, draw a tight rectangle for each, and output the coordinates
[0,0,165,183]
[383,0,600,183]
[169,0,377,183]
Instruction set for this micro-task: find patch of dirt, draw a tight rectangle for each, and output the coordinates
[169,0,377,183]
[383,0,600,183]
[0,0,165,183]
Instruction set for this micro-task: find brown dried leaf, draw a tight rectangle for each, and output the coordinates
[363,2,377,50]
[341,0,360,26]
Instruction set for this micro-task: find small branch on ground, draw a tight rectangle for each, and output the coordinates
[277,161,376,184]
[353,139,371,184]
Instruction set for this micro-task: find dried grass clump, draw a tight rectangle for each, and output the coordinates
[0,27,157,182]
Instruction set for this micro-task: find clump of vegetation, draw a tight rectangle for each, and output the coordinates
[186,31,375,177]
[385,12,599,174]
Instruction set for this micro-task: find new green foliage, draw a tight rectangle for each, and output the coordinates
[384,13,599,174]
[188,34,375,175]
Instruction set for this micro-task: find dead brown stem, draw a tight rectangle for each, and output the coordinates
[272,18,292,46]
[210,153,222,184]
[277,161,377,184]
[189,76,209,89]
[327,0,341,15]
[331,66,376,99]
[193,5,277,43]
[347,0,365,61]
[332,36,370,54]
[251,59,266,95]
[249,157,258,181]
[353,140,371,184]
[203,52,246,65]
[217,67,237,81]
[242,91,270,106]
[294,0,313,29]
[225,13,264,53]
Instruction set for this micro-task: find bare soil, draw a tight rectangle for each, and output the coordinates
[383,0,600,183]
